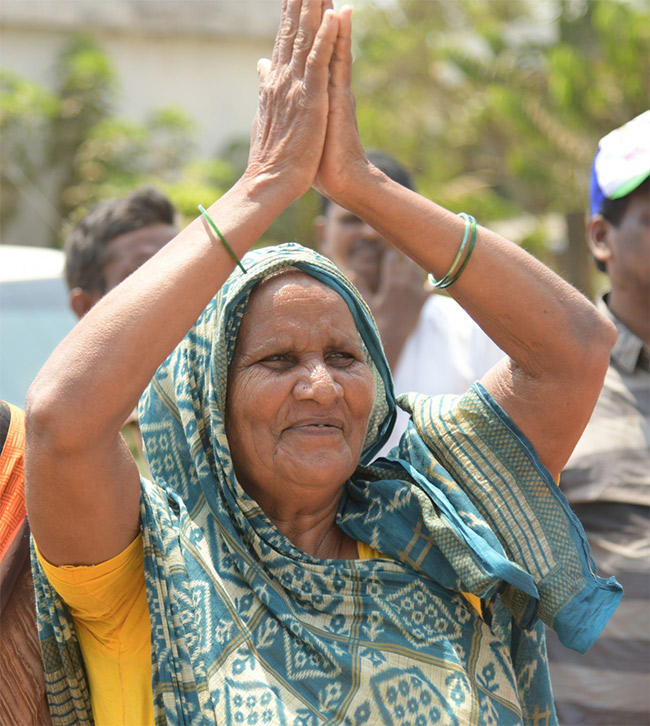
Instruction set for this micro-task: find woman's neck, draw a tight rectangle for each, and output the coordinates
[263,496,358,559]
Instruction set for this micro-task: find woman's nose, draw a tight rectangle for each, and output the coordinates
[293,362,341,403]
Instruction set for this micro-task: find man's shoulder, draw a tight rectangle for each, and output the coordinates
[561,354,650,504]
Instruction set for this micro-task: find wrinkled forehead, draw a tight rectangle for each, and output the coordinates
[230,268,370,367]
[242,266,364,338]
[247,267,332,305]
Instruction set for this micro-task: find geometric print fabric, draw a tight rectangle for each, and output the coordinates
[32,243,620,725]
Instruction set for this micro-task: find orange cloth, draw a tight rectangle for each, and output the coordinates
[0,403,26,561]
[0,402,51,724]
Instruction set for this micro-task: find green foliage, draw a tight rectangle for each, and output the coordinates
[49,35,208,228]
[0,69,59,123]
[263,191,322,250]
[0,70,60,233]
[56,35,115,96]
[62,107,198,215]
[49,35,116,167]
[1,34,226,245]
[160,158,237,224]
[2,3,648,282]
[351,0,649,290]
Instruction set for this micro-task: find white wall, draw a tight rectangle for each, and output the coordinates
[1,26,274,157]
[0,1,278,245]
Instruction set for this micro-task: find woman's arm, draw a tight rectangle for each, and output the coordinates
[26,0,341,566]
[316,8,616,479]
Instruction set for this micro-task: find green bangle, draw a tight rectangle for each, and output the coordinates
[444,214,477,288]
[198,204,247,274]
[428,212,477,289]
[429,212,472,288]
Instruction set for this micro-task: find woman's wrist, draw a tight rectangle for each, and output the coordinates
[321,159,392,217]
[194,171,297,266]
[236,165,303,216]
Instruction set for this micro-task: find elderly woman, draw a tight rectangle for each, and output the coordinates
[26,1,621,724]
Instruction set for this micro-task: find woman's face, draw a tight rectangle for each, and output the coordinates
[225,272,375,506]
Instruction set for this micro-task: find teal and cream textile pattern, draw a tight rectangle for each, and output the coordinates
[32,243,622,725]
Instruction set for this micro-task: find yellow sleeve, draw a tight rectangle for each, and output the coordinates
[36,535,154,726]
[36,534,147,642]
[356,540,385,560]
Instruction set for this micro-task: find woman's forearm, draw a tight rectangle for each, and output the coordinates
[314,7,614,396]
[333,169,614,380]
[25,0,343,566]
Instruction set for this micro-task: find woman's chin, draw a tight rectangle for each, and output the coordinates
[281,448,358,490]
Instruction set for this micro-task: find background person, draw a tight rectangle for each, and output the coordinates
[64,185,178,473]
[26,2,620,724]
[315,149,505,452]
[64,185,178,318]
[546,110,650,726]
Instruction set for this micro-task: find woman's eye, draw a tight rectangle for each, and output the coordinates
[259,354,292,367]
[327,351,355,366]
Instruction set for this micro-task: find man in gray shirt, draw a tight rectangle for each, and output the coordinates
[546,111,650,726]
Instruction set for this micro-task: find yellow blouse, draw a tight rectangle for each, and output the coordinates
[37,536,153,726]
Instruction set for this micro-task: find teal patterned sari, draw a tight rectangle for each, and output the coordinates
[32,242,621,725]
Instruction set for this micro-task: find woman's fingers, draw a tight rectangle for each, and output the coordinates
[257,57,271,82]
[314,5,364,200]
[302,8,339,94]
[247,0,341,197]
[271,0,299,67]
[291,0,334,76]
[329,5,353,90]
[269,0,339,87]
[272,0,331,71]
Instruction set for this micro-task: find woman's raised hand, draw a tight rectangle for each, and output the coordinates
[314,6,369,204]
[247,0,340,201]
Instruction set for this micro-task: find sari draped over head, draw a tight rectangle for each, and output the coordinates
[32,242,622,726]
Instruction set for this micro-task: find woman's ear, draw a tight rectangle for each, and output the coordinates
[69,287,102,319]
[587,215,614,268]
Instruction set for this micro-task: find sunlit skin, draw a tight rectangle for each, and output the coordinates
[225,272,376,556]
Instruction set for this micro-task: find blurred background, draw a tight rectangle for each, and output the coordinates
[1,0,649,403]
[2,0,649,285]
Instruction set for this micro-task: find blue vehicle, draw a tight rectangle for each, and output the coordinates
[1,245,76,408]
